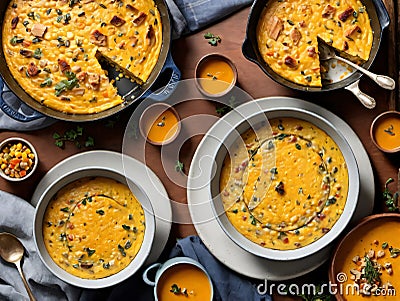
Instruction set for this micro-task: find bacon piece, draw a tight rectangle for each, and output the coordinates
[110,15,126,27]
[27,62,40,77]
[22,40,32,47]
[338,7,354,22]
[71,65,81,73]
[343,41,349,51]
[299,20,306,28]
[146,25,155,46]
[31,23,47,38]
[284,56,297,68]
[322,4,336,18]
[19,49,33,58]
[132,12,147,26]
[290,28,302,45]
[344,25,361,38]
[76,71,87,82]
[88,73,100,90]
[90,30,107,46]
[126,4,138,14]
[11,16,19,29]
[71,88,85,96]
[58,59,71,73]
[267,15,283,41]
[307,46,316,58]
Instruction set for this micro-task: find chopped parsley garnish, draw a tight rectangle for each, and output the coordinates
[204,32,221,46]
[85,247,96,257]
[60,207,69,212]
[122,224,130,231]
[96,209,105,215]
[118,244,126,257]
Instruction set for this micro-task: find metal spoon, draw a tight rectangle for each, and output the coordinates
[0,233,36,301]
[345,79,376,109]
[319,43,396,90]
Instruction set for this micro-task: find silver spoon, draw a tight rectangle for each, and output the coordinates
[0,233,36,301]
[319,43,395,90]
[345,79,376,109]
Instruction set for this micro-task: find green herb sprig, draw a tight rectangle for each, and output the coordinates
[363,255,381,285]
[216,96,238,116]
[175,160,184,173]
[204,32,221,46]
[383,177,399,212]
[53,126,94,149]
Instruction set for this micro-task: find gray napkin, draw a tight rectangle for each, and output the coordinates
[0,191,82,301]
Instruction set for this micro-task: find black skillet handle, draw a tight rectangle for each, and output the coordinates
[143,51,181,102]
[374,0,390,30]
[242,38,258,64]
[0,77,45,122]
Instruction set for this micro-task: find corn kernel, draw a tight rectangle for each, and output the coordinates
[16,143,22,150]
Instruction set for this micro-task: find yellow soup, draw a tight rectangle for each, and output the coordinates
[42,177,145,279]
[156,264,212,301]
[373,116,400,151]
[147,108,179,144]
[3,0,162,114]
[197,58,235,95]
[333,218,400,300]
[257,0,373,87]
[220,117,349,250]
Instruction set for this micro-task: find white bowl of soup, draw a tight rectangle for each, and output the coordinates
[33,167,155,288]
[212,106,360,261]
[142,257,213,301]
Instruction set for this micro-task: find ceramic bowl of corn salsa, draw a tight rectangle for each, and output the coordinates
[0,137,38,181]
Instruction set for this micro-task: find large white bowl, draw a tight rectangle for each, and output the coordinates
[209,103,360,261]
[33,167,155,288]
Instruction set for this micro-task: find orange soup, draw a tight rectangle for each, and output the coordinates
[333,218,400,300]
[197,58,235,95]
[373,115,400,151]
[157,264,212,301]
[146,109,179,144]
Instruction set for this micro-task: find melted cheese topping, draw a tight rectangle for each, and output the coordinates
[257,0,373,87]
[3,0,162,114]
[42,177,145,279]
[220,118,348,250]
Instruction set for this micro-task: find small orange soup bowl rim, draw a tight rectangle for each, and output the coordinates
[139,103,181,146]
[194,53,238,98]
[0,137,38,182]
[370,110,400,153]
[142,256,214,301]
[329,213,400,301]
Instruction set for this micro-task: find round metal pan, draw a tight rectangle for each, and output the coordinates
[0,0,180,122]
[242,0,389,92]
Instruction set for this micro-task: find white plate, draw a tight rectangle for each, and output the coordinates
[31,150,172,264]
[187,97,374,280]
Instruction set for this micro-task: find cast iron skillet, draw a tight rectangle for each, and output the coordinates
[0,0,180,122]
[242,0,389,92]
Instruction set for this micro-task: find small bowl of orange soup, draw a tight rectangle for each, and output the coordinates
[370,111,400,153]
[195,53,238,97]
[330,214,400,300]
[143,257,213,301]
[139,103,181,146]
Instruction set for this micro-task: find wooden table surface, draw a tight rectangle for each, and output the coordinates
[1,5,399,300]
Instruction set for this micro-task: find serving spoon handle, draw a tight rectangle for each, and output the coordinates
[15,259,36,301]
[335,56,395,90]
[345,80,376,109]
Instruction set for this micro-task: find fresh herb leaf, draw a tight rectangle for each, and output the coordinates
[96,209,105,215]
[53,126,93,149]
[170,284,181,294]
[60,207,69,212]
[363,255,381,285]
[382,242,388,249]
[40,77,52,87]
[389,247,400,258]
[85,247,96,257]
[175,160,184,173]
[204,32,221,46]
[122,224,130,231]
[124,240,132,249]
[84,136,95,147]
[383,177,399,212]
[118,244,126,257]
